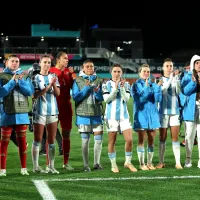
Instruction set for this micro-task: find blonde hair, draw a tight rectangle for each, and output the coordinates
[138,64,150,74]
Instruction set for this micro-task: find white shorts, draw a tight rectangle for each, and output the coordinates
[33,114,58,125]
[160,114,180,128]
[78,124,103,133]
[105,118,132,132]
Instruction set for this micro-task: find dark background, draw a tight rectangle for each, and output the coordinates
[0,15,199,59]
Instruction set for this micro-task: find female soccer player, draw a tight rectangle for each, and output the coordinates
[102,63,137,173]
[31,55,60,174]
[132,64,162,170]
[156,58,183,169]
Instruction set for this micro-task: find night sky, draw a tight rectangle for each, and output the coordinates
[0,15,199,59]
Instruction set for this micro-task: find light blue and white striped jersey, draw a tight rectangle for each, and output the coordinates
[102,80,130,120]
[32,73,60,116]
[159,76,180,115]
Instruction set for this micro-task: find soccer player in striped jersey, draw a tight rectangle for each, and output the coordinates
[31,55,60,174]
[102,63,137,173]
[132,64,162,170]
[156,58,183,169]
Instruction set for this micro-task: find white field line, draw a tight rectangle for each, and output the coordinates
[33,180,57,200]
[33,175,200,199]
[33,173,200,200]
[34,175,200,182]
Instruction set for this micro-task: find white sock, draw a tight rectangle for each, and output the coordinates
[137,146,145,165]
[108,152,117,167]
[94,135,103,165]
[125,152,132,164]
[159,142,166,163]
[32,141,40,169]
[81,134,90,167]
[147,146,154,165]
[48,144,55,168]
[172,142,180,165]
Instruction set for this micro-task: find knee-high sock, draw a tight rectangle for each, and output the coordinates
[81,133,90,167]
[15,125,28,168]
[147,146,154,165]
[94,134,103,165]
[197,124,200,160]
[1,127,12,169]
[172,141,181,165]
[16,136,27,168]
[137,146,145,165]
[32,141,40,169]
[159,142,166,163]
[185,121,196,160]
[125,152,132,164]
[63,139,70,165]
[108,152,117,167]
[48,143,56,168]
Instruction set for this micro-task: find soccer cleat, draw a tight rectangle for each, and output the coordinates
[21,168,29,175]
[63,164,74,170]
[175,164,183,169]
[47,166,59,174]
[0,169,6,177]
[83,166,91,172]
[111,165,119,173]
[139,164,149,170]
[33,166,47,173]
[147,164,156,170]
[93,164,103,170]
[124,163,137,172]
[156,163,165,169]
[184,159,192,168]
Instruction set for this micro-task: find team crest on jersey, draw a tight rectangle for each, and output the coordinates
[102,85,107,90]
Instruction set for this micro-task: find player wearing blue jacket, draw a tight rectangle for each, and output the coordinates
[72,59,104,172]
[131,64,162,170]
[0,54,34,176]
[181,55,200,168]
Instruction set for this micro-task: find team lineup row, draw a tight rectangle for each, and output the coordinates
[0,52,199,176]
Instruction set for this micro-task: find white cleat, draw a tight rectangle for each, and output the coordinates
[0,169,6,177]
[21,168,29,175]
[46,166,59,174]
[184,159,192,168]
[63,164,74,170]
[33,166,47,173]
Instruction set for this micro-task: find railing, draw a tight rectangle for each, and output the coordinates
[85,48,140,72]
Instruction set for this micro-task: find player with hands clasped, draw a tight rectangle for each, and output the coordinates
[131,64,162,170]
[156,58,183,169]
[31,55,60,174]
[102,63,137,173]
[72,59,104,172]
[181,55,200,168]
